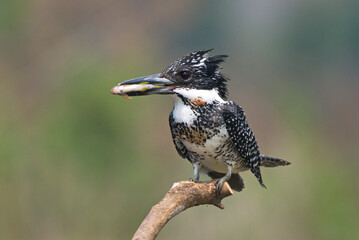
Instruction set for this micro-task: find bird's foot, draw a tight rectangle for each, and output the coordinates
[189,176,200,183]
[215,178,226,197]
[191,163,200,183]
[214,165,232,196]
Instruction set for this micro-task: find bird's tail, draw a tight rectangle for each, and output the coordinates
[260,155,291,167]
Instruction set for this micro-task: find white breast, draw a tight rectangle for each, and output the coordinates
[171,97,197,125]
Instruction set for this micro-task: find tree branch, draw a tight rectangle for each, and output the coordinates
[132,180,233,240]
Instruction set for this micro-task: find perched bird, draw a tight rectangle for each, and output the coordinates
[111,49,290,195]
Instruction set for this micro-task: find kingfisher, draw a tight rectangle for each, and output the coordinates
[111,49,290,195]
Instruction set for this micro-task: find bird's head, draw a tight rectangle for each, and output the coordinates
[111,49,230,100]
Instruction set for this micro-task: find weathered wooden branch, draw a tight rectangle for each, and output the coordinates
[132,180,233,240]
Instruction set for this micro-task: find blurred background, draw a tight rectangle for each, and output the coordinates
[1,0,359,239]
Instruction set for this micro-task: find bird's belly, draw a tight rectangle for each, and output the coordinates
[181,127,244,173]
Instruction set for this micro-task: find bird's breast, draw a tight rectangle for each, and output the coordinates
[182,126,228,151]
[172,121,246,173]
[171,100,198,125]
[181,126,237,173]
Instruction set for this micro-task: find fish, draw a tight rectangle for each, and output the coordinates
[110,83,161,99]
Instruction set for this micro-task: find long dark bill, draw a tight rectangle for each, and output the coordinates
[111,73,175,97]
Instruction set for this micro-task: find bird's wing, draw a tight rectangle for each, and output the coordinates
[169,113,188,159]
[221,101,265,187]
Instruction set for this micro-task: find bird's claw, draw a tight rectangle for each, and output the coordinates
[215,179,225,197]
[189,178,199,183]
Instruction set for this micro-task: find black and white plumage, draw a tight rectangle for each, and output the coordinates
[111,49,290,194]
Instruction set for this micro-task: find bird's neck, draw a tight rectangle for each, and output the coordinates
[172,88,225,106]
[171,88,226,126]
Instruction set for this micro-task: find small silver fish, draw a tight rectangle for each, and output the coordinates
[110,84,160,99]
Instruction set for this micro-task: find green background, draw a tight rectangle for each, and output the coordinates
[1,0,358,239]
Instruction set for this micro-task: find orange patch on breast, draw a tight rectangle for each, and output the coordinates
[183,128,207,145]
[189,97,206,106]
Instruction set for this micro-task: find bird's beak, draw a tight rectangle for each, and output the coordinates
[111,73,175,98]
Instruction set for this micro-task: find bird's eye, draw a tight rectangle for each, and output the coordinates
[179,71,191,80]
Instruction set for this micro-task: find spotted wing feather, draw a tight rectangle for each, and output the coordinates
[222,102,266,188]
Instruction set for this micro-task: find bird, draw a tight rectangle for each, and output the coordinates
[111,49,290,195]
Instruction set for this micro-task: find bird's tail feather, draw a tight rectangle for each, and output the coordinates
[260,155,291,167]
